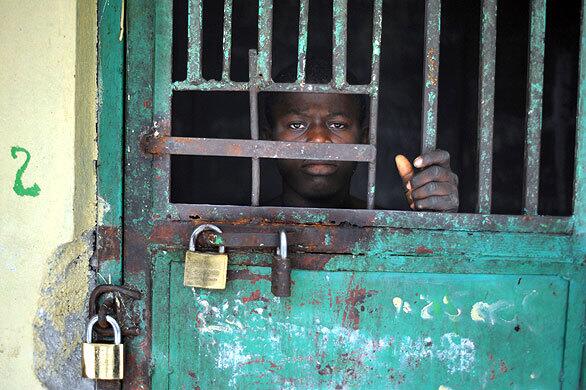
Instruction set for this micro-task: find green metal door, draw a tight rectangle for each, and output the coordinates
[95,0,586,388]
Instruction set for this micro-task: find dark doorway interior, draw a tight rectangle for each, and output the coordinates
[170,0,579,216]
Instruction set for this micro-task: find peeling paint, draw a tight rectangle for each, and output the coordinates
[33,231,94,389]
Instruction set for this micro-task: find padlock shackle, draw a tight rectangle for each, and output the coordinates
[86,315,122,344]
[277,230,287,259]
[189,224,225,253]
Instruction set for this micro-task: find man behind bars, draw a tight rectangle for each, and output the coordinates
[262,63,459,211]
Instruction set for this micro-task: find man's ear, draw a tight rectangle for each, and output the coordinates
[361,127,369,144]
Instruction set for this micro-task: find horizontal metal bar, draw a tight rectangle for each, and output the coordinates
[477,0,498,214]
[172,80,372,94]
[145,136,376,161]
[523,0,547,215]
[166,224,572,258]
[167,205,574,234]
[421,0,441,153]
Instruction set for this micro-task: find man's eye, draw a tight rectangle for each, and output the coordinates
[329,122,347,130]
[288,122,306,130]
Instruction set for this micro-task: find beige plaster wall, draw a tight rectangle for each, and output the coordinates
[0,0,97,388]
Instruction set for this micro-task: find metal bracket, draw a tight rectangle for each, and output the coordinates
[89,284,142,337]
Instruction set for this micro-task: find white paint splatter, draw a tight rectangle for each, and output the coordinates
[522,289,538,306]
[215,341,251,369]
[445,308,462,322]
[97,196,111,225]
[199,324,232,333]
[399,335,433,368]
[436,333,476,374]
[443,296,449,304]
[421,301,434,320]
[470,301,513,325]
[438,386,453,390]
[403,301,412,313]
[393,297,403,313]
[225,316,244,330]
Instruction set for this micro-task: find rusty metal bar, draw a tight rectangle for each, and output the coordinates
[297,0,309,82]
[523,0,547,215]
[221,0,233,81]
[168,206,573,234]
[187,0,203,83]
[421,0,441,153]
[146,136,377,161]
[332,0,348,88]
[476,0,497,214]
[367,0,383,209]
[258,0,273,83]
[249,50,260,206]
[172,80,371,94]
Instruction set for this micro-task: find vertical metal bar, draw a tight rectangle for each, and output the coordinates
[258,0,273,83]
[188,0,203,82]
[221,0,233,81]
[153,0,174,217]
[573,0,586,233]
[297,0,309,82]
[249,50,261,206]
[421,0,441,153]
[332,0,348,88]
[367,0,383,209]
[476,0,498,214]
[523,0,547,215]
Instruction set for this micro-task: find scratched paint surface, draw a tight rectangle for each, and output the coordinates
[153,252,567,389]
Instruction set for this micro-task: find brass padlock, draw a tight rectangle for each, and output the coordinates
[183,224,228,289]
[82,315,124,380]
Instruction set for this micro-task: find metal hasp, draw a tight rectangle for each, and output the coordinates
[89,284,142,337]
[271,230,291,297]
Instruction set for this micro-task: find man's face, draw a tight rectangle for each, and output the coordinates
[269,93,365,201]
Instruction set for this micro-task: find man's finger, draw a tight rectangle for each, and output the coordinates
[395,154,415,206]
[413,149,450,169]
[414,194,459,212]
[412,181,457,200]
[410,165,455,190]
[395,154,414,188]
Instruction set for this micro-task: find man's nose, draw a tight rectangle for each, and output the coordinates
[305,124,332,143]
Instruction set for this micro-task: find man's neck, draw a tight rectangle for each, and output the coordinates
[281,183,353,208]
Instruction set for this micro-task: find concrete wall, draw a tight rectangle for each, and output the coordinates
[0,0,97,388]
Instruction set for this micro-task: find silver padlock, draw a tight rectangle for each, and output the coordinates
[82,315,124,380]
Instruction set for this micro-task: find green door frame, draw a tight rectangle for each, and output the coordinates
[95,0,586,388]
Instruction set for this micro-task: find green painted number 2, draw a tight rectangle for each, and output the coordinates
[11,146,41,197]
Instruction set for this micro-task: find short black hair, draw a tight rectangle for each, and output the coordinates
[261,60,369,130]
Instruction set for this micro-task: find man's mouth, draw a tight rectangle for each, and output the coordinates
[300,161,339,176]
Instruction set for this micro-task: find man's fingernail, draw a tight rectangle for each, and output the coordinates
[406,181,412,191]
[413,157,423,168]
